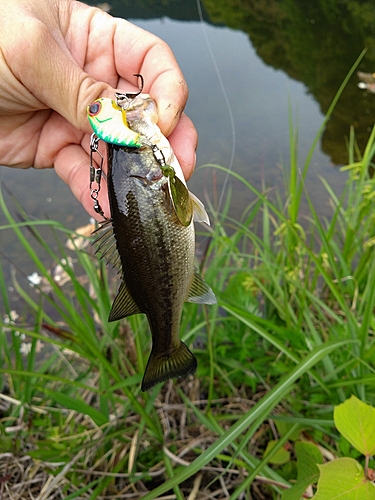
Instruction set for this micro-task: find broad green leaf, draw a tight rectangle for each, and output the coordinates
[0,427,13,453]
[229,424,300,500]
[296,441,323,481]
[312,458,375,500]
[334,395,375,456]
[264,440,290,465]
[283,442,322,500]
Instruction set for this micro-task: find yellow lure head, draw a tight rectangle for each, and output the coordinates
[87,98,143,147]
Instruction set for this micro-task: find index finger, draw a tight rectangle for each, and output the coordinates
[111,20,189,136]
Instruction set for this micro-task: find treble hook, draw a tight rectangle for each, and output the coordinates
[115,74,144,109]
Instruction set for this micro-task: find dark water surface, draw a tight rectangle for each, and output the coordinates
[1,0,375,290]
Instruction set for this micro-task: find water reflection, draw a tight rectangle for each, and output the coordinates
[199,0,375,165]
[105,0,375,166]
[123,17,342,221]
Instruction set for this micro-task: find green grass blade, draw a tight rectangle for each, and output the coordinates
[141,339,352,499]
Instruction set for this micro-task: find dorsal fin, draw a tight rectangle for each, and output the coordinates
[92,223,141,322]
[92,220,122,272]
[108,281,142,322]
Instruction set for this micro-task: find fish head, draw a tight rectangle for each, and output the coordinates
[87,98,143,147]
[124,95,159,141]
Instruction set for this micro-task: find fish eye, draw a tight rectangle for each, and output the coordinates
[88,101,101,116]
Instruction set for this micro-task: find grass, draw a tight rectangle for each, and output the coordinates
[1,101,375,497]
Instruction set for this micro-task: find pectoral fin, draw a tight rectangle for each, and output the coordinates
[186,269,217,305]
[190,191,210,226]
[162,164,210,227]
[108,281,141,322]
[167,178,211,227]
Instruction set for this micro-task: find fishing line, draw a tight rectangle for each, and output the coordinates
[195,0,236,214]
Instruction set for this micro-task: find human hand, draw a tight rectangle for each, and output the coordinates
[0,0,197,219]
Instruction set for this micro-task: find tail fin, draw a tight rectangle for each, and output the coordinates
[141,341,197,391]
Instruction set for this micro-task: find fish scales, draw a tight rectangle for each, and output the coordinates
[109,143,195,339]
[107,143,198,390]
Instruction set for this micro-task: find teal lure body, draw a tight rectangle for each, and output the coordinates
[87,98,145,147]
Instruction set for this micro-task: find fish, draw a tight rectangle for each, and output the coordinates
[87,91,216,391]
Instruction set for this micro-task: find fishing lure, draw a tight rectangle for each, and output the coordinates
[87,75,205,227]
[87,74,147,147]
[88,117,194,227]
[87,98,144,148]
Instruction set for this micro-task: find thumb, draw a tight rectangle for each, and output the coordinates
[8,18,113,133]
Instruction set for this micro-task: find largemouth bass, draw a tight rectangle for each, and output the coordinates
[87,89,216,391]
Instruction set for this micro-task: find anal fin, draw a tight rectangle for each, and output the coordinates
[186,269,217,305]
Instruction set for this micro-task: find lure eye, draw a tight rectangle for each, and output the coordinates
[88,101,101,116]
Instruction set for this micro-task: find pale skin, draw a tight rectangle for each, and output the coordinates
[0,0,197,219]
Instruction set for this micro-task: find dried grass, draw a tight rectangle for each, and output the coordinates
[0,377,274,499]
